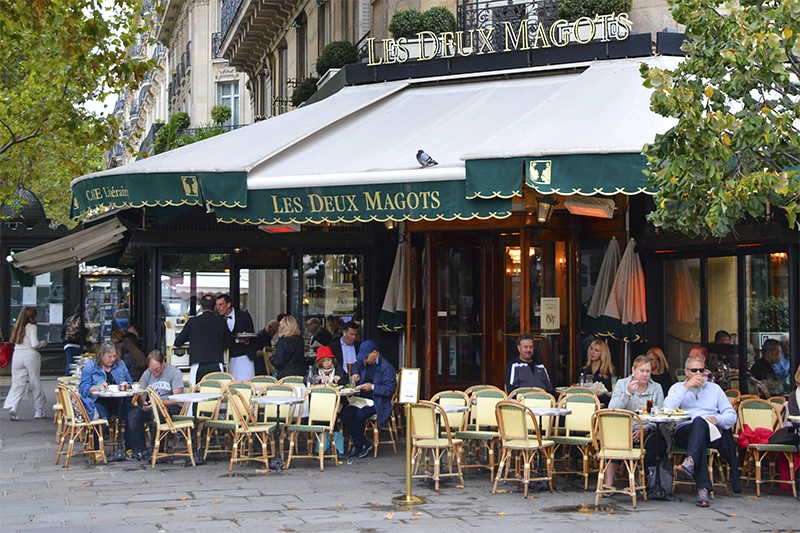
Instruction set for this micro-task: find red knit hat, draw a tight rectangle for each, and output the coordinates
[315,346,335,362]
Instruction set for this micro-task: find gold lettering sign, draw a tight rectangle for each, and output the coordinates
[268,190,443,216]
[366,15,633,66]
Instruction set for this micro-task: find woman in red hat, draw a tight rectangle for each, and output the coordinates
[308,345,348,386]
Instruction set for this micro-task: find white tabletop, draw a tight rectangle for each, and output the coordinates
[639,413,691,423]
[96,389,140,398]
[168,392,223,403]
[787,415,800,425]
[440,405,469,414]
[529,407,571,417]
[338,388,360,397]
[250,395,303,406]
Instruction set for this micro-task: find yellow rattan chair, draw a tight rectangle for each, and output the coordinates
[278,375,306,386]
[410,401,465,491]
[456,388,506,480]
[493,400,555,498]
[227,388,277,471]
[551,393,600,490]
[507,387,546,399]
[592,409,648,508]
[516,391,557,437]
[431,390,470,436]
[465,384,504,396]
[148,387,196,468]
[247,375,278,393]
[738,398,796,497]
[285,385,341,471]
[257,384,298,457]
[55,385,108,467]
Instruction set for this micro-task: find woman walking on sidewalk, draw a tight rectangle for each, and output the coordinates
[3,306,48,420]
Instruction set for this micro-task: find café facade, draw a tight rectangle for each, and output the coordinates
[8,20,797,395]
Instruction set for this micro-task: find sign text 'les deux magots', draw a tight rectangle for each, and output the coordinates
[366,15,632,66]
[271,190,441,214]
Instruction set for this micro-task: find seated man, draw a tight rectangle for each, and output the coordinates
[126,350,185,461]
[341,340,397,459]
[504,333,556,396]
[750,338,783,396]
[664,354,741,507]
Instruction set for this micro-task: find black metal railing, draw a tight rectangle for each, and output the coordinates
[456,0,560,50]
[179,55,185,79]
[220,0,243,42]
[211,31,223,59]
[129,103,139,118]
[355,31,371,62]
[185,41,191,68]
[137,122,163,159]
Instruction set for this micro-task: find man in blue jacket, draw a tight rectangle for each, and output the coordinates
[342,340,397,459]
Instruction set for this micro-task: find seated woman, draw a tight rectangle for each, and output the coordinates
[647,347,674,397]
[79,341,135,449]
[582,339,616,406]
[603,355,666,490]
[308,346,348,386]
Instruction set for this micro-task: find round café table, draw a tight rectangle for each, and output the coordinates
[249,395,304,469]
[95,388,140,462]
[638,411,691,501]
[168,392,223,466]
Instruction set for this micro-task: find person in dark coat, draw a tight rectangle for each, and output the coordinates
[216,293,257,381]
[269,316,307,379]
[328,321,361,375]
[749,339,782,396]
[119,332,147,383]
[306,317,333,347]
[504,333,556,396]
[174,295,227,386]
[341,340,397,459]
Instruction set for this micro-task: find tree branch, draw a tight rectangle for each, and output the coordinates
[0,117,42,156]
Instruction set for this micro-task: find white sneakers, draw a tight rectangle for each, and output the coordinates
[9,408,18,421]
[34,409,45,419]
[6,407,45,419]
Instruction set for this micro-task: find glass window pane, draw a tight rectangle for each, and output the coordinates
[9,269,67,344]
[706,256,738,382]
[302,253,364,330]
[84,276,131,346]
[664,258,701,374]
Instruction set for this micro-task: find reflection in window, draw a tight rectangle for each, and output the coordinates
[303,254,363,328]
[665,258,700,371]
[9,271,65,343]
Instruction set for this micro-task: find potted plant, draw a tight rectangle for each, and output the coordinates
[316,40,358,87]
[292,77,320,107]
[558,0,633,41]
[389,7,456,61]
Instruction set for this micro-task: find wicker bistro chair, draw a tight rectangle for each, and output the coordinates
[365,381,400,457]
[257,384,298,457]
[592,409,648,508]
[507,387,546,399]
[550,393,600,490]
[431,390,470,436]
[227,388,277,471]
[456,388,507,480]
[409,401,465,491]
[516,391,557,437]
[247,375,278,393]
[738,398,797,497]
[670,446,729,497]
[465,384,504,396]
[202,372,235,385]
[557,386,597,401]
[285,385,341,471]
[148,387,196,468]
[203,382,255,459]
[55,385,108,467]
[493,400,555,498]
[768,396,787,422]
[278,375,306,386]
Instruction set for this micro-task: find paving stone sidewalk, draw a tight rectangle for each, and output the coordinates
[0,377,797,533]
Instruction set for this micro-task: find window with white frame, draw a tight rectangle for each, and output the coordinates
[216,81,240,126]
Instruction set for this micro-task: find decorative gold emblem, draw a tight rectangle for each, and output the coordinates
[181,176,199,197]
[73,198,79,209]
[527,160,552,186]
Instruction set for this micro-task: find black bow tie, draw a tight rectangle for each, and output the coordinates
[225,315,232,320]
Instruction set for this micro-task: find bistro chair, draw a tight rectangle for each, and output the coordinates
[724,389,740,404]
[203,382,255,459]
[767,396,787,422]
[257,384,298,456]
[148,387,195,468]
[55,385,108,468]
[430,390,470,436]
[285,385,341,471]
[738,398,796,497]
[465,384,503,397]
[507,387,545,400]
[558,386,596,400]
[227,388,276,471]
[278,375,306,386]
[409,401,465,491]
[592,409,647,508]
[493,400,554,498]
[675,368,687,382]
[456,388,506,480]
[365,382,400,457]
[201,372,235,386]
[248,375,278,393]
[516,390,556,436]
[551,393,600,490]
[670,447,728,497]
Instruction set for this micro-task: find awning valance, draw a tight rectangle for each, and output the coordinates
[463,57,682,198]
[6,219,127,275]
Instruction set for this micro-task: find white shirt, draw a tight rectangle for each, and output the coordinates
[341,340,357,366]
[225,309,235,332]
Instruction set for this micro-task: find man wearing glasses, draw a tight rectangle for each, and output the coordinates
[664,354,740,507]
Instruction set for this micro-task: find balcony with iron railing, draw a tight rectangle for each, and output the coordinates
[129,103,139,119]
[456,0,560,49]
[220,0,243,43]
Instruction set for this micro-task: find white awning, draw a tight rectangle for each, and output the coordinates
[6,219,127,275]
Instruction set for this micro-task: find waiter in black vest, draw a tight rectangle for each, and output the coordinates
[174,295,227,386]
[216,293,257,381]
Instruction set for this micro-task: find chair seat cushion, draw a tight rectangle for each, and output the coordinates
[287,424,329,432]
[415,438,463,447]
[671,446,718,455]
[503,438,555,449]
[749,443,797,452]
[551,436,591,445]
[204,420,236,429]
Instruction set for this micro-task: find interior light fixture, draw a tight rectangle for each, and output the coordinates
[385,220,396,231]
[536,195,557,225]
[564,197,615,219]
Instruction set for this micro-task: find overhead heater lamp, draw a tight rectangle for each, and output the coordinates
[564,197,616,219]
[258,223,301,233]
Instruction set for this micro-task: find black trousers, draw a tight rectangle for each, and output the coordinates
[674,417,740,492]
[341,404,376,448]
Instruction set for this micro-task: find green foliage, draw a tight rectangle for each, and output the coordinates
[291,77,319,107]
[210,105,231,125]
[178,123,225,147]
[755,296,790,332]
[558,0,632,19]
[0,0,153,225]
[316,41,358,77]
[641,0,800,238]
[389,9,423,39]
[154,112,191,154]
[420,6,456,34]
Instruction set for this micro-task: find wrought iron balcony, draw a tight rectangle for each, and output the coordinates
[356,31,371,62]
[456,0,560,50]
[130,103,139,118]
[220,0,243,42]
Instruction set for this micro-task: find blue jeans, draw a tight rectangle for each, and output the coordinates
[64,346,82,375]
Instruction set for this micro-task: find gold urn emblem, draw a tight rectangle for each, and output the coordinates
[527,160,552,186]
[181,176,199,197]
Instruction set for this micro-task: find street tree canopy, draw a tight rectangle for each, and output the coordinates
[0,0,152,225]
[641,0,800,238]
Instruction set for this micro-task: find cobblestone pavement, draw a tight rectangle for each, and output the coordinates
[0,377,797,533]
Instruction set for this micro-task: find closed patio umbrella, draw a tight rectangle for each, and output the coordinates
[582,237,621,335]
[378,226,407,332]
[597,238,647,373]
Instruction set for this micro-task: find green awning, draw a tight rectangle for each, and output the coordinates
[215,180,512,224]
[70,172,247,218]
[466,154,654,198]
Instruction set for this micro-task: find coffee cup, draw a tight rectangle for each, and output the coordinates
[131,383,141,391]
[107,384,119,393]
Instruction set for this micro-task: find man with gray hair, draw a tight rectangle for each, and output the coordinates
[664,354,740,507]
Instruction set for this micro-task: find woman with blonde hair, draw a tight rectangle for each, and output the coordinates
[269,315,307,378]
[3,306,48,420]
[582,339,615,406]
[647,347,673,397]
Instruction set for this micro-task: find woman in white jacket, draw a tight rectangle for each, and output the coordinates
[3,306,48,420]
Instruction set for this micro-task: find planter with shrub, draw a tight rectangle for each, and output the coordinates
[292,77,320,107]
[316,40,358,77]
